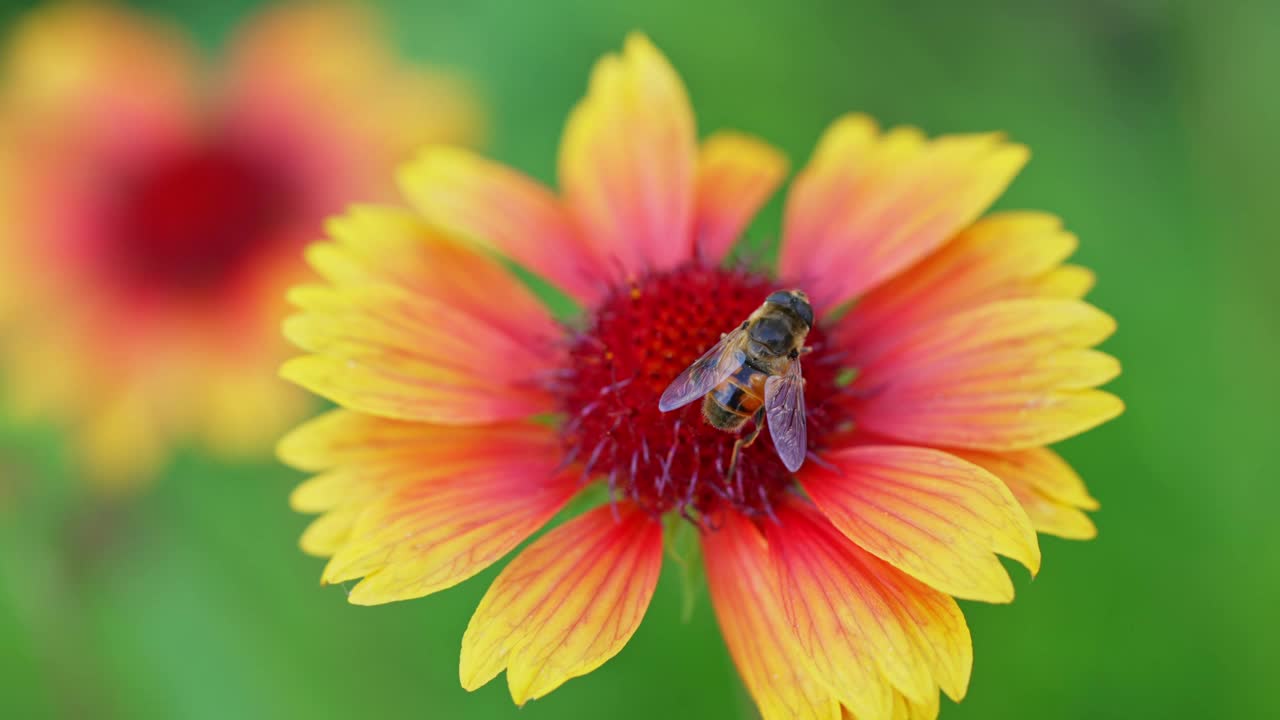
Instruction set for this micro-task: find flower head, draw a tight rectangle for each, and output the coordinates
[279,33,1121,718]
[0,2,480,488]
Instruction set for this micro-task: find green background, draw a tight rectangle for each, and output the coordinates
[2,0,1276,718]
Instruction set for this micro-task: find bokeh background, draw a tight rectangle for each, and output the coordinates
[1,0,1275,718]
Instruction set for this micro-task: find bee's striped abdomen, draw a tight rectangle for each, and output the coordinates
[702,363,767,431]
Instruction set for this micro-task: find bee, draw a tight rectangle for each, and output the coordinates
[658,289,813,476]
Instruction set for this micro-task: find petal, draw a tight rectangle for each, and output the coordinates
[279,408,554,478]
[2,319,91,421]
[854,298,1123,450]
[767,498,972,711]
[798,445,1040,603]
[283,282,548,390]
[197,366,308,459]
[305,419,577,605]
[837,211,1079,360]
[460,503,663,705]
[952,448,1099,540]
[398,146,606,303]
[843,691,939,720]
[279,407,483,474]
[227,2,482,141]
[1033,264,1095,298]
[1,3,197,149]
[78,387,167,493]
[312,206,558,346]
[693,131,789,264]
[291,469,366,514]
[225,1,481,202]
[299,506,361,557]
[559,33,698,279]
[780,114,1028,313]
[281,284,553,423]
[281,410,564,559]
[702,511,840,720]
[891,691,940,720]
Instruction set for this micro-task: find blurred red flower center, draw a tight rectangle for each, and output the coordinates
[107,140,296,297]
[558,264,843,520]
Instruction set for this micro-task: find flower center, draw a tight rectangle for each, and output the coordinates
[105,139,297,298]
[558,264,845,521]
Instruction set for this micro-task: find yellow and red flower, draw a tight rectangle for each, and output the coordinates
[0,2,480,488]
[279,34,1121,719]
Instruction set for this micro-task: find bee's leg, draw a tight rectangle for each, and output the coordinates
[726,409,766,483]
[741,409,766,449]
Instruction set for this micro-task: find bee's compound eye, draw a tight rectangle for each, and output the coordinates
[794,298,814,327]
[765,291,792,306]
[766,290,814,327]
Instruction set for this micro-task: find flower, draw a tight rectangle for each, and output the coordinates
[278,33,1122,719]
[0,2,480,489]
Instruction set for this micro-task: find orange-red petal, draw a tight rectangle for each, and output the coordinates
[311,205,557,346]
[281,410,560,556]
[779,114,1028,313]
[799,445,1039,603]
[279,408,560,489]
[953,448,1099,540]
[559,33,698,279]
[460,503,663,705]
[282,281,553,422]
[283,207,560,424]
[286,416,578,605]
[767,498,972,712]
[837,211,1078,360]
[853,298,1122,450]
[279,408,459,473]
[703,511,841,720]
[693,131,789,264]
[398,146,606,303]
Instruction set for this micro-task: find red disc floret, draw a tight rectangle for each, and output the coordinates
[105,139,297,299]
[556,264,845,521]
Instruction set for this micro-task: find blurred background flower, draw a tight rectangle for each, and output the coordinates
[0,1,480,490]
[0,1,1276,719]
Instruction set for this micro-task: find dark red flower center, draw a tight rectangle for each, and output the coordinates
[104,139,297,298]
[557,264,847,521]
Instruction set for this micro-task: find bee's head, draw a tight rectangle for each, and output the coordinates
[765,289,814,328]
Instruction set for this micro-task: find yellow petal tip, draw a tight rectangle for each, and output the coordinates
[458,658,496,694]
[624,30,654,48]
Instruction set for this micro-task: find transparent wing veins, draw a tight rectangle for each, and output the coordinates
[658,329,747,412]
[765,359,807,472]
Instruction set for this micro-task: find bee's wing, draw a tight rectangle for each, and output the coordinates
[765,359,807,472]
[658,329,748,412]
